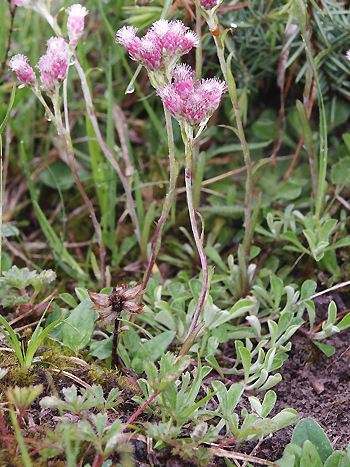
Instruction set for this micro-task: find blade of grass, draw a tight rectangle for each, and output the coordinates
[19,142,87,280]
[9,408,33,467]
[0,315,24,367]
[25,319,61,368]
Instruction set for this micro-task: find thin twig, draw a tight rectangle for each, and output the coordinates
[209,446,277,466]
[309,280,350,301]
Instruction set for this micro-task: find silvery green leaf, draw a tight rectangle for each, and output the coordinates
[261,390,277,417]
[258,373,282,392]
[248,396,262,416]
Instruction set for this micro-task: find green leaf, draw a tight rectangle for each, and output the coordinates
[271,409,299,432]
[90,337,112,360]
[292,418,333,462]
[324,451,350,467]
[0,314,24,367]
[331,157,350,185]
[25,320,61,368]
[237,345,252,382]
[62,299,97,352]
[38,162,75,191]
[261,390,277,417]
[312,341,336,357]
[59,293,78,309]
[301,440,323,467]
[132,331,175,374]
[337,312,350,331]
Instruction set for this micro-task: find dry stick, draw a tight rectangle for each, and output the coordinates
[143,107,178,289]
[208,447,276,466]
[62,80,106,288]
[73,57,142,246]
[309,280,350,301]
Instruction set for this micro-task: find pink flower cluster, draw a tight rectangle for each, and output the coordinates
[158,64,226,126]
[11,0,25,6]
[9,54,36,86]
[67,4,89,47]
[37,37,71,91]
[116,20,199,71]
[200,0,219,9]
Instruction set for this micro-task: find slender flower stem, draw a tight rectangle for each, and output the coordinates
[124,390,159,428]
[143,107,178,289]
[73,57,142,246]
[195,4,203,80]
[214,34,253,290]
[52,86,106,288]
[180,133,209,350]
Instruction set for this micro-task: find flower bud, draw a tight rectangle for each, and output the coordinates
[200,0,219,9]
[66,4,89,47]
[9,54,36,86]
[158,64,226,127]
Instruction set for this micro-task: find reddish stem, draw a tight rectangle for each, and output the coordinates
[124,390,159,429]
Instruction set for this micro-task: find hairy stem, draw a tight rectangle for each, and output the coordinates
[52,86,106,288]
[180,135,209,351]
[143,107,178,289]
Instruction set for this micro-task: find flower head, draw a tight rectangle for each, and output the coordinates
[200,0,220,9]
[66,4,89,47]
[9,54,36,86]
[116,20,198,74]
[158,64,226,127]
[11,0,25,6]
[37,37,70,92]
[89,284,144,325]
[346,50,350,62]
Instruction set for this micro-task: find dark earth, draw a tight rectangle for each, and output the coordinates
[1,294,349,466]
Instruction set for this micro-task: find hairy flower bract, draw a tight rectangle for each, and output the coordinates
[37,37,70,92]
[158,64,226,127]
[9,54,36,86]
[116,20,199,73]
